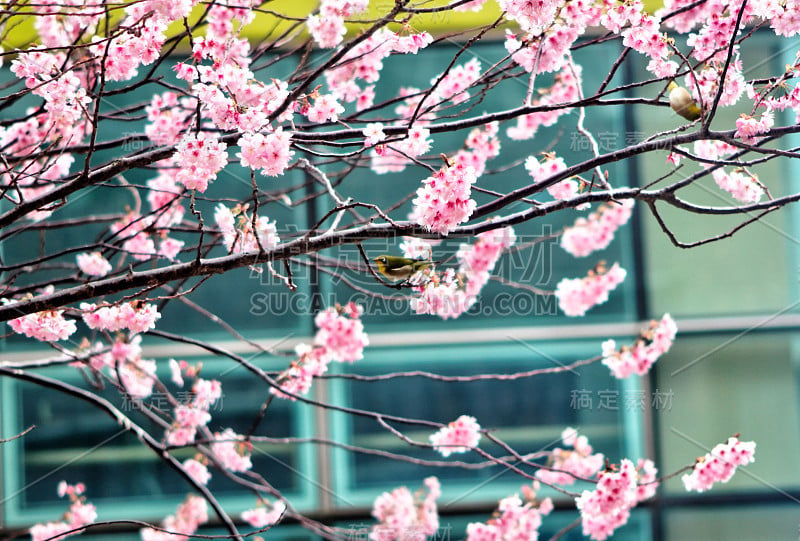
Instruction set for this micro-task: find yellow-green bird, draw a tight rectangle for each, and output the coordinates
[668,81,702,121]
[373,255,431,281]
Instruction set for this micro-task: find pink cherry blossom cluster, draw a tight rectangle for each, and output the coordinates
[214,203,280,255]
[454,122,501,176]
[434,58,481,105]
[555,262,627,317]
[183,458,212,486]
[307,0,369,48]
[602,314,678,379]
[411,162,478,235]
[575,458,658,541]
[145,91,193,146]
[173,132,228,192]
[76,252,112,277]
[141,493,208,541]
[272,303,368,399]
[525,154,577,200]
[561,200,634,257]
[210,428,253,472]
[429,415,482,457]
[683,55,746,110]
[411,227,515,320]
[712,168,764,204]
[498,0,562,33]
[735,111,775,144]
[457,226,517,299]
[466,482,553,541]
[693,139,738,166]
[81,301,161,334]
[314,302,369,362]
[509,69,580,145]
[324,28,432,112]
[682,436,756,492]
[363,123,387,149]
[370,476,440,541]
[30,482,97,541]
[409,269,473,320]
[242,500,287,528]
[371,126,432,174]
[4,301,77,342]
[33,0,101,48]
[536,428,604,486]
[305,93,345,124]
[166,377,223,446]
[237,129,294,176]
[506,25,579,75]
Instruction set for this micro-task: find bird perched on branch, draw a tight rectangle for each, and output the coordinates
[668,81,702,121]
[373,255,431,281]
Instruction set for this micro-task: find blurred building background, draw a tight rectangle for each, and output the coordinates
[1,10,800,541]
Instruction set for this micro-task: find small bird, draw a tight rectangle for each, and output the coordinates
[373,255,431,281]
[668,81,702,121]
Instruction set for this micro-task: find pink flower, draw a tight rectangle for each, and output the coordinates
[314,303,369,363]
[306,94,345,123]
[211,429,252,472]
[735,111,774,143]
[371,477,440,541]
[158,237,184,260]
[123,232,156,261]
[241,501,286,528]
[173,131,228,192]
[307,14,346,48]
[5,305,77,342]
[712,168,764,204]
[560,200,635,258]
[237,129,294,177]
[435,58,481,105]
[31,482,96,541]
[214,203,280,255]
[536,428,604,486]
[682,436,756,492]
[410,162,478,235]
[119,358,157,399]
[141,494,208,540]
[183,458,211,486]
[575,460,638,541]
[430,415,481,457]
[555,263,627,317]
[76,252,112,277]
[602,314,677,378]
[363,122,386,147]
[466,484,552,541]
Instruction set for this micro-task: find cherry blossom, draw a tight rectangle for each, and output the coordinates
[314,302,369,363]
[411,162,477,235]
[237,129,294,176]
[214,203,280,255]
[712,168,764,204]
[429,415,482,457]
[173,132,228,192]
[602,314,678,379]
[561,200,634,257]
[5,304,77,342]
[682,436,756,492]
[242,501,286,528]
[140,494,208,540]
[30,482,96,541]
[555,263,627,317]
[371,477,440,541]
[183,458,211,486]
[466,482,553,541]
[210,428,253,472]
[536,427,604,486]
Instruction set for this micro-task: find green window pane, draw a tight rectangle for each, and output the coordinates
[654,331,800,494]
[664,504,799,540]
[328,341,641,505]
[1,361,315,526]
